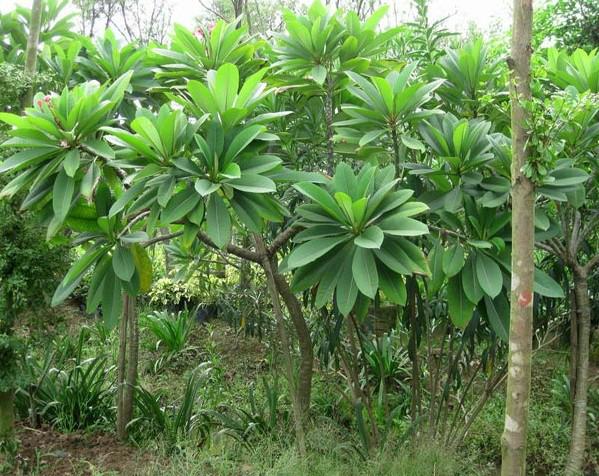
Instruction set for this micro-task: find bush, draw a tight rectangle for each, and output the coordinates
[15,328,115,432]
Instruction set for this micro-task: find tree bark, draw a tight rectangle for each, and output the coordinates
[324,74,335,174]
[407,277,421,423]
[501,1,534,475]
[22,0,43,109]
[253,235,306,456]
[565,267,590,475]
[272,273,313,414]
[569,289,578,405]
[123,295,138,430]
[0,391,14,443]
[116,294,130,441]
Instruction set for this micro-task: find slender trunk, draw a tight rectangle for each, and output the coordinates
[565,267,590,475]
[123,295,138,429]
[324,74,335,173]
[407,277,420,423]
[0,391,14,443]
[253,235,306,456]
[569,289,578,405]
[116,294,130,441]
[501,1,534,474]
[272,273,313,415]
[161,227,172,275]
[22,0,43,109]
[391,127,401,178]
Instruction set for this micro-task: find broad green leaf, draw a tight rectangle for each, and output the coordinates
[442,243,465,277]
[336,251,359,316]
[102,266,123,329]
[206,193,231,248]
[447,276,474,329]
[352,247,378,298]
[475,253,503,298]
[53,169,75,223]
[484,294,509,342]
[288,235,348,269]
[63,149,81,177]
[533,268,564,298]
[112,245,135,281]
[354,226,384,249]
[131,244,152,293]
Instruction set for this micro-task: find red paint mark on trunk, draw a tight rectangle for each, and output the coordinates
[518,290,532,307]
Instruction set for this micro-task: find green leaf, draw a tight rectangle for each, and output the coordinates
[447,276,474,329]
[161,186,201,224]
[442,243,465,277]
[195,179,220,197]
[228,174,276,193]
[379,267,406,305]
[352,247,378,298]
[378,215,429,236]
[484,294,509,342]
[336,252,359,316]
[53,169,75,223]
[354,226,384,249]
[112,245,135,281]
[131,244,152,293]
[401,135,425,151]
[475,253,503,298]
[63,149,81,177]
[533,268,564,298]
[206,194,231,248]
[288,235,348,269]
[310,65,327,85]
[102,266,123,329]
[461,256,484,304]
[428,239,445,294]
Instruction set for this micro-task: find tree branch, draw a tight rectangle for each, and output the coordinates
[268,225,300,257]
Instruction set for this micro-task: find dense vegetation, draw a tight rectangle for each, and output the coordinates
[0,0,598,474]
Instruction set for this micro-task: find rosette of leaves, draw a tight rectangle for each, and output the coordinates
[546,48,599,93]
[335,64,443,156]
[170,64,288,130]
[104,67,289,250]
[286,163,430,316]
[50,189,154,328]
[428,196,564,338]
[0,73,132,238]
[75,30,158,117]
[272,1,397,87]
[429,39,505,115]
[412,112,494,211]
[151,19,260,88]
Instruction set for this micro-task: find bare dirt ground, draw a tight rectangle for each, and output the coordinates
[12,423,148,476]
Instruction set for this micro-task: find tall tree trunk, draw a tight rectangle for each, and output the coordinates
[565,267,590,475]
[116,294,130,440]
[272,273,313,414]
[253,235,306,455]
[324,74,335,174]
[22,0,43,109]
[0,391,14,443]
[501,1,534,475]
[123,296,138,430]
[569,289,578,405]
[407,277,421,423]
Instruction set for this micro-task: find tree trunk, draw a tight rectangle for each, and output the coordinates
[0,391,14,443]
[569,289,578,405]
[116,294,130,441]
[272,273,313,414]
[501,1,534,475]
[407,277,420,423]
[22,0,43,109]
[253,235,306,456]
[123,295,138,430]
[324,74,335,174]
[565,267,590,475]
